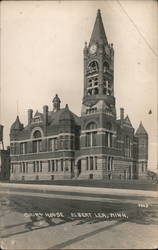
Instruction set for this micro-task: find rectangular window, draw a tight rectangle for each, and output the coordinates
[22,162,25,173]
[33,162,36,172]
[51,160,54,172]
[107,157,113,171]
[48,139,55,152]
[25,143,27,154]
[95,156,97,170]
[20,142,27,154]
[36,161,39,172]
[40,161,42,172]
[19,163,22,173]
[105,132,108,146]
[65,140,68,149]
[110,134,112,147]
[60,136,64,149]
[54,138,58,151]
[107,157,110,171]
[56,160,58,171]
[26,162,28,173]
[111,157,113,170]
[33,141,38,153]
[48,160,51,172]
[92,132,97,146]
[65,159,69,171]
[71,159,74,168]
[70,138,73,149]
[106,133,113,148]
[48,139,52,151]
[14,164,16,173]
[20,143,23,154]
[86,133,91,147]
[86,157,88,170]
[39,140,42,152]
[11,164,14,173]
[90,157,93,170]
[33,140,42,152]
[61,159,63,171]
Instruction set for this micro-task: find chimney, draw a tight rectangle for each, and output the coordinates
[120,108,124,120]
[43,105,48,126]
[28,109,33,124]
[0,124,4,142]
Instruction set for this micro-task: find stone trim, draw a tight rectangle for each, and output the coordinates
[10,133,75,143]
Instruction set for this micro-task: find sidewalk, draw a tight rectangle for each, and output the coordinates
[0,182,157,198]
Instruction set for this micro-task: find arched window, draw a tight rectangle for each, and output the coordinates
[103,61,109,73]
[87,61,99,74]
[33,130,42,138]
[86,122,97,130]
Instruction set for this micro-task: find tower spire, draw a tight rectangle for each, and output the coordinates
[89,9,108,46]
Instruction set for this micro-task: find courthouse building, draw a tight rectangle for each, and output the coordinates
[10,10,148,181]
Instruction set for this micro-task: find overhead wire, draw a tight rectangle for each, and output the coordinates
[117,0,158,57]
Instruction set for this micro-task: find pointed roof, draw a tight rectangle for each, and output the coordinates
[89,9,108,45]
[135,122,148,135]
[124,115,133,127]
[59,104,75,121]
[11,116,23,130]
[34,110,43,117]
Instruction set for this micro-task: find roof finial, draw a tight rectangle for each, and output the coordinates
[65,104,69,110]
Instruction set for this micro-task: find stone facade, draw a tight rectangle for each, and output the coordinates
[10,10,148,181]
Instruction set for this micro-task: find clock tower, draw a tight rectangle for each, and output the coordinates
[78,9,117,180]
[82,9,116,116]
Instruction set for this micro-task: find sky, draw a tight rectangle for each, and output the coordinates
[0,0,158,170]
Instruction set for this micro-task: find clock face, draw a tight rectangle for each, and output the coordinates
[90,44,97,54]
